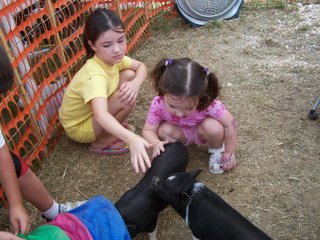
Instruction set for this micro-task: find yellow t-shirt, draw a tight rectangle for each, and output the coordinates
[59,55,132,130]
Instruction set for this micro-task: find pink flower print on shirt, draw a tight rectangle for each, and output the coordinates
[170,114,181,123]
[153,108,162,118]
[207,100,226,120]
[146,97,165,126]
[155,97,162,105]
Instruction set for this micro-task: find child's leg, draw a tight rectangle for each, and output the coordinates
[91,70,136,148]
[109,69,136,122]
[10,151,53,212]
[13,152,85,219]
[18,169,85,220]
[157,122,186,143]
[197,118,225,148]
[91,89,135,148]
[197,118,225,174]
[18,169,54,212]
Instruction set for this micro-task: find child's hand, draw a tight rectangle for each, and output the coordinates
[118,81,139,105]
[152,140,170,159]
[9,203,30,234]
[128,135,152,173]
[0,231,23,240]
[221,153,236,171]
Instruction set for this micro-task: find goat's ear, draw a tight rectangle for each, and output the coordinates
[189,169,202,179]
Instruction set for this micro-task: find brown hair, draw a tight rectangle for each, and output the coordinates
[83,8,125,59]
[0,46,14,93]
[150,57,221,110]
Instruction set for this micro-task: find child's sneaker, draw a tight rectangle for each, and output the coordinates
[58,200,87,213]
[208,146,225,174]
[42,200,87,222]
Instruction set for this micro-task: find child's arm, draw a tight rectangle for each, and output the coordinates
[219,109,237,170]
[129,59,147,86]
[0,231,23,240]
[118,59,147,105]
[91,97,151,173]
[142,122,169,158]
[0,145,30,234]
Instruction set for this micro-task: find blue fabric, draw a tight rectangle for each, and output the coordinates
[69,195,131,240]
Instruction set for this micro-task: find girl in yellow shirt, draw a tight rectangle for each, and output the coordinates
[59,8,151,173]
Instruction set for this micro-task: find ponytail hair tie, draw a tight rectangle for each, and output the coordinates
[165,59,173,66]
[204,67,209,75]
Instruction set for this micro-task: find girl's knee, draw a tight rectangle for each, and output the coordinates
[108,91,135,112]
[119,69,135,84]
[158,122,183,141]
[121,100,135,113]
[198,118,224,138]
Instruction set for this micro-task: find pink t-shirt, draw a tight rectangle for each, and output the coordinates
[146,96,226,128]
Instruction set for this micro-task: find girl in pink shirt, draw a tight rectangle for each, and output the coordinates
[142,58,237,174]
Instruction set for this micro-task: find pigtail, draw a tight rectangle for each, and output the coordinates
[197,72,221,110]
[150,58,167,96]
[207,72,221,100]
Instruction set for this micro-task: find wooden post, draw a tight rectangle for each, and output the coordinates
[45,0,72,81]
[144,0,149,20]
[115,0,122,18]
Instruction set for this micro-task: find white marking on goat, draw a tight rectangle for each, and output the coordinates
[185,182,205,227]
[185,202,191,227]
[167,176,176,181]
[192,182,205,194]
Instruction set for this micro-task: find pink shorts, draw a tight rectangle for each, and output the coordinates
[181,127,206,146]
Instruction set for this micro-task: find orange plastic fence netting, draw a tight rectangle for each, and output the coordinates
[0,0,175,205]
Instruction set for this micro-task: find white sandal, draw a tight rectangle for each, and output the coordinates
[208,146,225,174]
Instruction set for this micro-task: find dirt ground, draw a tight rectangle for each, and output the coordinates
[1,3,320,240]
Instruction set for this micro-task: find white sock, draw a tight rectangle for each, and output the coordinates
[42,200,59,220]
[208,145,225,155]
[208,146,225,174]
